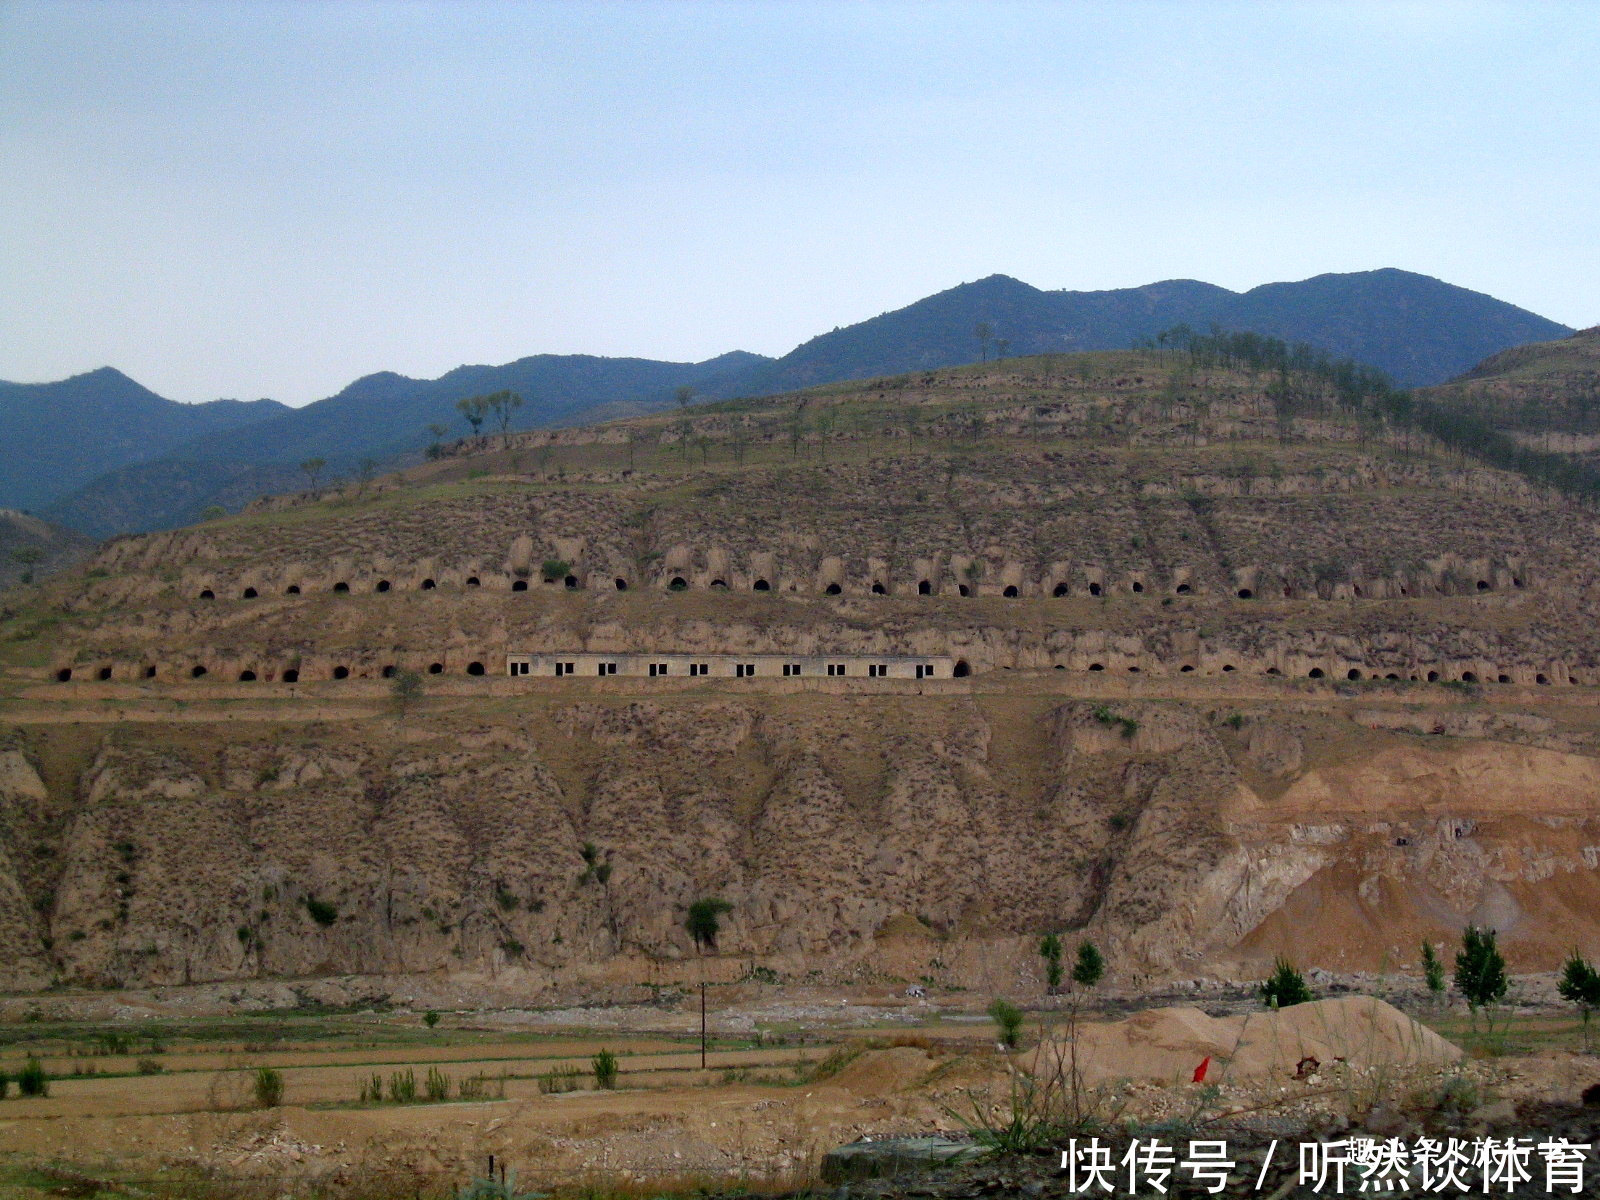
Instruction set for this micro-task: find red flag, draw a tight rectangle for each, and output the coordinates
[1192,1056,1210,1083]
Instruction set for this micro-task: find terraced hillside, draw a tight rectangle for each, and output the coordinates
[3,349,1600,994]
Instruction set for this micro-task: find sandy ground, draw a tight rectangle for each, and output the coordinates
[2,997,1597,1191]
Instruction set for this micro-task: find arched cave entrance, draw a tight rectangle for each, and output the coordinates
[753,579,770,592]
[242,587,257,599]
[1089,662,1105,672]
[428,662,444,674]
[1308,667,1325,678]
[55,667,72,682]
[1088,582,1102,596]
[381,665,396,678]
[1236,588,1254,599]
[825,582,842,595]
[668,576,687,591]
[238,670,256,682]
[957,584,970,597]
[98,666,112,681]
[199,589,215,600]
[332,666,349,680]
[421,578,436,590]
[142,665,156,679]
[512,580,528,592]
[375,580,391,593]
[952,660,971,678]
[1130,581,1144,593]
[615,578,628,591]
[282,668,300,683]
[871,582,887,595]
[191,665,208,678]
[1460,671,1479,683]
[332,581,349,593]
[1002,585,1019,598]
[919,580,933,595]
[1347,668,1362,680]
[465,576,481,587]
[466,661,486,676]
[285,585,301,595]
[565,575,579,589]
[710,579,728,590]
[1175,584,1192,595]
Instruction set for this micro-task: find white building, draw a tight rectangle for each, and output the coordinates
[504,651,960,679]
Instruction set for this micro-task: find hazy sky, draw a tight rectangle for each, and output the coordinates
[3,1,1596,406]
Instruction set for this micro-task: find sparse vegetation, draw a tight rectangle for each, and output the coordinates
[592,1047,618,1089]
[1072,940,1104,990]
[1038,932,1063,994]
[1557,949,1600,1050]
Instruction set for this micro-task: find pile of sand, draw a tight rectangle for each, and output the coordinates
[1054,996,1461,1085]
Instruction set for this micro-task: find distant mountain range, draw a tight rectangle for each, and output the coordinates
[0,268,1574,538]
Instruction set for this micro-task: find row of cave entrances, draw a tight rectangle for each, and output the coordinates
[55,661,489,684]
[196,576,1523,602]
[1081,663,1564,685]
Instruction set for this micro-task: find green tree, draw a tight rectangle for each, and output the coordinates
[11,546,44,584]
[1454,925,1508,1027]
[1072,940,1105,990]
[975,321,993,363]
[674,384,695,410]
[685,897,733,951]
[457,394,489,439]
[300,457,326,491]
[1038,932,1063,994]
[1260,956,1313,1008]
[592,1048,619,1089]
[1557,950,1600,1050]
[1421,941,1446,1002]
[423,1009,440,1029]
[987,997,1023,1049]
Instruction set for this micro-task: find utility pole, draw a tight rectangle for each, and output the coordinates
[700,980,707,1069]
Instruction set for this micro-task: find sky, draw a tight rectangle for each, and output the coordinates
[2,0,1597,407]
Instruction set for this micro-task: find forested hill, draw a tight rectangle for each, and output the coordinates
[742,268,1572,394]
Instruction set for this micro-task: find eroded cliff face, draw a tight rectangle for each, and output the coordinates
[4,695,1597,991]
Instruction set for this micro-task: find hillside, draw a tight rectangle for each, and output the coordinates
[4,349,1600,994]
[1417,326,1600,471]
[10,269,1573,539]
[0,368,287,513]
[0,509,94,592]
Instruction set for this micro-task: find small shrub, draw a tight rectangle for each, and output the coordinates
[358,1072,383,1102]
[423,1009,440,1029]
[494,884,519,911]
[685,896,733,951]
[538,1065,581,1094]
[1422,941,1447,1000]
[303,896,338,927]
[988,998,1024,1049]
[540,559,571,582]
[592,1048,619,1090]
[1557,950,1600,1050]
[252,1066,283,1108]
[1224,713,1245,730]
[17,1057,47,1097]
[0,1072,8,1099]
[136,1058,163,1075]
[425,1066,451,1102]
[1260,956,1314,1008]
[387,1069,417,1104]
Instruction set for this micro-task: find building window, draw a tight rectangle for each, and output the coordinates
[648,662,670,677]
[736,663,756,678]
[689,662,709,677]
[598,662,617,676]
[915,663,933,678]
[868,664,887,678]
[827,663,846,677]
[554,662,570,677]
[782,663,802,676]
